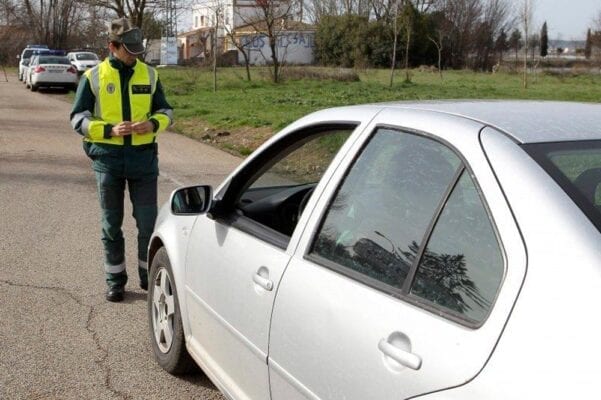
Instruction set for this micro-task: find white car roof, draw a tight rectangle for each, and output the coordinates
[372,100,601,144]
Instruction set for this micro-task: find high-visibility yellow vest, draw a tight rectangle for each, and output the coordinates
[83,59,170,145]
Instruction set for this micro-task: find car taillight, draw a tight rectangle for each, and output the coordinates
[34,66,46,73]
[67,66,77,74]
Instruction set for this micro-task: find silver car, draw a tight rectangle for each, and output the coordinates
[147,101,601,399]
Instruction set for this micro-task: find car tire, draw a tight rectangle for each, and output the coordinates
[30,84,38,92]
[148,247,196,375]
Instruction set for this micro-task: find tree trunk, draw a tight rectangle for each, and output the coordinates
[404,25,411,83]
[389,15,398,87]
[213,30,218,92]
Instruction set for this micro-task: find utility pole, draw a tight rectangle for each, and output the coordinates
[161,0,179,65]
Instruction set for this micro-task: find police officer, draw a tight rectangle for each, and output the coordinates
[70,18,173,302]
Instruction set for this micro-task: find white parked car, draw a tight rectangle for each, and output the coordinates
[25,55,78,91]
[66,51,100,74]
[17,45,48,81]
[147,101,601,399]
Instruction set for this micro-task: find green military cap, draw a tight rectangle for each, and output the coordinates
[109,17,145,55]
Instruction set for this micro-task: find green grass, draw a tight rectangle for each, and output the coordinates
[157,66,601,135]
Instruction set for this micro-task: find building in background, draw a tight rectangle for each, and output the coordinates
[178,0,315,65]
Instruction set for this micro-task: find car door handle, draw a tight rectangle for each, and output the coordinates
[378,338,422,370]
[253,272,274,291]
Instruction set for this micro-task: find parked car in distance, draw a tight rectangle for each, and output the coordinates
[17,44,48,81]
[147,101,601,400]
[66,51,100,74]
[26,55,78,91]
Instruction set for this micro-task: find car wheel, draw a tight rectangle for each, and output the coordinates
[148,247,196,375]
[30,84,38,92]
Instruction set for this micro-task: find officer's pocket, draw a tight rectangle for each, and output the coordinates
[83,142,95,160]
[84,143,116,161]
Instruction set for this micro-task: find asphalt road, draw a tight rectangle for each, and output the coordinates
[0,73,240,399]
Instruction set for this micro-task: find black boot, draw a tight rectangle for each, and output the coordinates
[106,286,125,302]
[139,266,148,291]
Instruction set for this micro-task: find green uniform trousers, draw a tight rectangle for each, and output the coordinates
[87,142,158,288]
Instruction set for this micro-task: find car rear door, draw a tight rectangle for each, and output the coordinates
[268,109,527,400]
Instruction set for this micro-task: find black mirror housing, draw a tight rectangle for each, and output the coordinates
[171,185,212,215]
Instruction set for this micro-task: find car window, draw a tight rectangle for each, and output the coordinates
[309,128,504,324]
[38,56,71,65]
[310,128,460,290]
[76,53,98,60]
[410,170,504,323]
[236,128,353,238]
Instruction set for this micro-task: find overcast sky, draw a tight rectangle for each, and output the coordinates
[534,0,600,40]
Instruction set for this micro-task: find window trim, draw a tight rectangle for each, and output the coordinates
[304,125,506,329]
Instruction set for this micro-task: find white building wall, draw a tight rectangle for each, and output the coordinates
[238,31,314,65]
[192,1,233,33]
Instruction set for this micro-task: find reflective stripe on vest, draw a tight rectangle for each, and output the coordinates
[85,59,158,146]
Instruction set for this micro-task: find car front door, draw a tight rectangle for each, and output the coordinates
[184,123,361,400]
[268,118,526,399]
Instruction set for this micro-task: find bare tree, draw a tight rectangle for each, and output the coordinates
[235,0,297,83]
[519,0,534,88]
[389,0,401,87]
[79,0,161,27]
[20,0,83,48]
[212,4,221,91]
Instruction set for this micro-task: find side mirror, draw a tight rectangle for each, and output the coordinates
[171,185,212,215]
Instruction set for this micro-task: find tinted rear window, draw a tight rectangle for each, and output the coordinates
[39,56,71,65]
[524,141,601,232]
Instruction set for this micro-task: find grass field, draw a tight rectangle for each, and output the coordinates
[157,66,601,156]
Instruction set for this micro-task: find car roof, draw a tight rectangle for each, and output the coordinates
[371,100,601,144]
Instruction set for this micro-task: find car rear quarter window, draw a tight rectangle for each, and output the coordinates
[523,141,601,233]
[411,171,504,323]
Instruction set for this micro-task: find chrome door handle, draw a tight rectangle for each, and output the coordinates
[378,339,422,370]
[253,273,274,291]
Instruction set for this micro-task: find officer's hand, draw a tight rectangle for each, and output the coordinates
[131,121,154,134]
[111,121,133,137]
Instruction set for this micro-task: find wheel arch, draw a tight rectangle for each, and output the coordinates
[148,236,164,272]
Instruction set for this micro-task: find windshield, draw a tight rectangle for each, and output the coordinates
[75,53,98,60]
[524,141,601,232]
[39,56,71,65]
